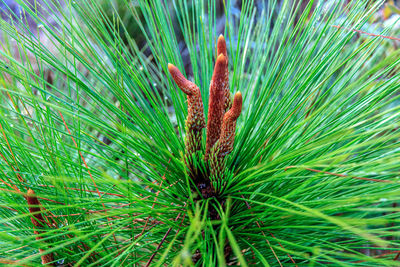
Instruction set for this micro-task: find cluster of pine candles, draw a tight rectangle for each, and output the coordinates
[24,35,242,265]
[168,35,242,200]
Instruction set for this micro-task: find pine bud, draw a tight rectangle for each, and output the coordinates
[216,92,242,158]
[168,64,205,157]
[27,189,54,265]
[217,35,232,111]
[205,54,227,160]
[210,92,242,181]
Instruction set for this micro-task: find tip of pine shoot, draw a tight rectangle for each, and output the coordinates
[217,35,227,58]
[26,189,40,207]
[27,188,35,195]
[168,63,199,96]
[234,91,242,102]
[168,63,176,72]
[231,92,242,118]
[26,188,42,216]
[168,64,185,81]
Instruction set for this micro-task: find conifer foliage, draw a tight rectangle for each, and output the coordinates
[0,0,399,265]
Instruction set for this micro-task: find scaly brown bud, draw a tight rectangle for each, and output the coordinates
[217,92,242,158]
[168,64,205,156]
[209,92,242,182]
[205,54,227,160]
[26,189,54,265]
[217,35,232,111]
[27,189,46,228]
